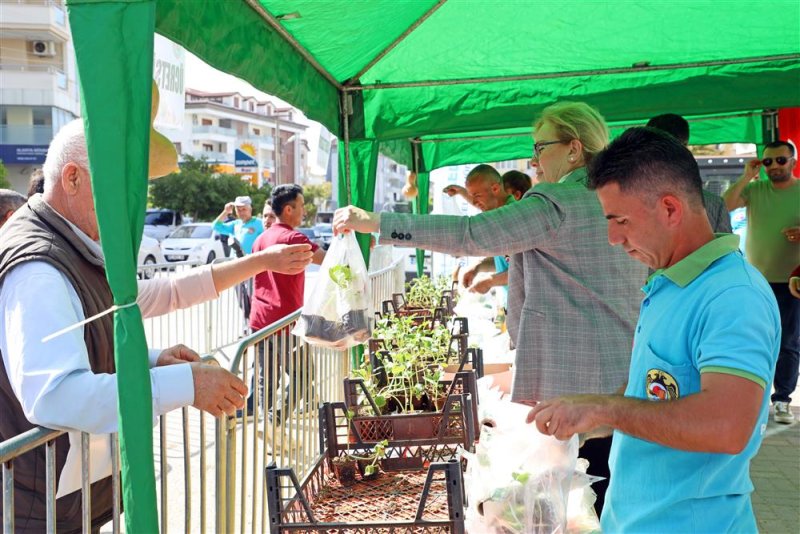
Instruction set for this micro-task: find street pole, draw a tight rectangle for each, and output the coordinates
[275,121,281,185]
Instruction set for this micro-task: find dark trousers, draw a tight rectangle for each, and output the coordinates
[579,435,612,517]
[247,337,283,413]
[770,283,800,404]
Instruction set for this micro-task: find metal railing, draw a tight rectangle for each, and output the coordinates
[214,255,404,533]
[0,356,225,534]
[138,259,249,357]
[1,255,405,533]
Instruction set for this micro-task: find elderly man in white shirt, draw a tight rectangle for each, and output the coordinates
[0,118,312,533]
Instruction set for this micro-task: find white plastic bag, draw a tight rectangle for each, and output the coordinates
[462,389,600,534]
[292,232,371,349]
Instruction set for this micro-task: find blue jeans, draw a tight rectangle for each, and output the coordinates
[770,283,800,404]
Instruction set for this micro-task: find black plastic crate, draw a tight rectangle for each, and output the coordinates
[265,402,466,533]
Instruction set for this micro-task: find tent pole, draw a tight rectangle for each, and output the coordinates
[408,110,773,145]
[345,0,448,85]
[243,0,342,90]
[343,53,800,92]
[341,92,352,205]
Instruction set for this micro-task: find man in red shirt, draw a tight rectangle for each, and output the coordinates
[240,184,325,419]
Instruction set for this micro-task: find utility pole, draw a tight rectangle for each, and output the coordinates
[274,121,281,185]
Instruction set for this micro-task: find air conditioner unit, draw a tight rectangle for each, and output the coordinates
[30,41,56,57]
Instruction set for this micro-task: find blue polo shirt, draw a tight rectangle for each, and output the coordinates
[602,234,780,534]
[213,217,263,255]
[491,195,514,307]
[493,254,509,306]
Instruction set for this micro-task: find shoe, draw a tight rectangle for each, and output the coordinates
[773,402,795,424]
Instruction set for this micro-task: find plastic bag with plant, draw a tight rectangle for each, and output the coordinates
[293,232,372,349]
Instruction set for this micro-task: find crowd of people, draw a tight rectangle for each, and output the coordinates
[333,102,798,531]
[0,99,797,532]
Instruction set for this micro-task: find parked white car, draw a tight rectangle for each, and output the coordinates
[160,223,225,264]
[137,234,166,279]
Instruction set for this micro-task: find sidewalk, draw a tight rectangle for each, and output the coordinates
[751,393,800,533]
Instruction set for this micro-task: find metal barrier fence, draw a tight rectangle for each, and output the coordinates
[138,259,249,357]
[1,256,405,533]
[215,255,405,533]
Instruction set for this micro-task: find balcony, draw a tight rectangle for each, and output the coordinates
[0,2,70,41]
[194,150,229,162]
[191,125,237,137]
[0,124,54,145]
[241,135,275,149]
[0,64,78,114]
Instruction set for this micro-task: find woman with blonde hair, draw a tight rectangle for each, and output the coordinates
[334,101,646,513]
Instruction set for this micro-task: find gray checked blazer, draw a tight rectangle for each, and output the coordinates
[380,167,648,402]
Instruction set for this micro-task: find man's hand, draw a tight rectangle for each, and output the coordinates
[783,226,800,243]
[460,264,480,288]
[526,394,612,440]
[443,184,468,198]
[790,276,800,299]
[260,243,313,274]
[156,344,200,366]
[333,206,380,235]
[190,363,247,417]
[742,159,762,181]
[468,272,495,294]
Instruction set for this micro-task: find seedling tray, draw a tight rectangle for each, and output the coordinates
[266,403,466,533]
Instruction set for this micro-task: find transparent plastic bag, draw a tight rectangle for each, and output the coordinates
[462,390,599,534]
[292,232,371,349]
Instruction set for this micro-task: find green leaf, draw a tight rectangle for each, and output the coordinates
[329,264,353,289]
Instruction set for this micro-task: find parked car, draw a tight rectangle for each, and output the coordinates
[160,223,225,264]
[297,227,326,250]
[137,234,166,279]
[144,208,184,241]
[312,223,333,250]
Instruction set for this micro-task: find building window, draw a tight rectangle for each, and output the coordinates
[253,128,261,136]
[249,102,254,112]
[174,142,182,154]
[201,118,212,126]
[202,144,213,152]
[192,114,198,125]
[219,118,232,129]
[234,97,240,107]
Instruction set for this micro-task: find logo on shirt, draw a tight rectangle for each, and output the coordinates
[645,369,679,400]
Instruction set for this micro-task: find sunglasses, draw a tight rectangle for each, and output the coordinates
[761,157,790,167]
[532,140,564,158]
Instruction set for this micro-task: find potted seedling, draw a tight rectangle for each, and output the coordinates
[299,263,371,347]
[332,409,389,485]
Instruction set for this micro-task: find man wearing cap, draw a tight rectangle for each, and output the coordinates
[213,195,265,322]
[213,195,264,256]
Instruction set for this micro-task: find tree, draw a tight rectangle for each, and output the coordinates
[301,182,332,226]
[0,160,10,189]
[149,155,272,220]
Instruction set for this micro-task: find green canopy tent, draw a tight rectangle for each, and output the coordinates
[64,1,800,530]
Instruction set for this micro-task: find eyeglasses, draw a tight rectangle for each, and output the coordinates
[761,156,790,167]
[533,140,564,158]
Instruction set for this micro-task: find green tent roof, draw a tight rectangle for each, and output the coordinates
[154,0,800,146]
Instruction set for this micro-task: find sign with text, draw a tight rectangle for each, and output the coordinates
[153,34,185,132]
[234,148,258,173]
[0,144,48,164]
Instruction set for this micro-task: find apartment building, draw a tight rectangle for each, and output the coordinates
[168,88,307,186]
[0,0,80,193]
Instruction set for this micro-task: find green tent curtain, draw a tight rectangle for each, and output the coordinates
[68,1,158,532]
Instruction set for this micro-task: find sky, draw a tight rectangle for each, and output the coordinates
[184,52,306,124]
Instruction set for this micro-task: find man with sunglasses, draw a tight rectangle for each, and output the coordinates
[724,140,800,424]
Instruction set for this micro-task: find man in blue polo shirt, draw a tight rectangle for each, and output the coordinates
[528,127,780,533]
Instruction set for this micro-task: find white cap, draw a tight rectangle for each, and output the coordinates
[233,195,252,207]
